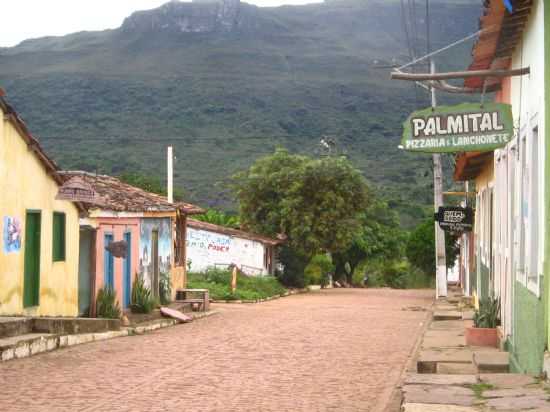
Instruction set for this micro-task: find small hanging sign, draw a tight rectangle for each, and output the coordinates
[401,102,513,153]
[56,177,105,205]
[434,206,473,233]
[106,240,128,258]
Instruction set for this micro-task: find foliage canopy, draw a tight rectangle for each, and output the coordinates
[332,198,406,284]
[406,218,460,276]
[233,148,369,286]
[234,148,370,258]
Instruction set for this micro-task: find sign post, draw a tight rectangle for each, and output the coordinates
[429,62,447,299]
[401,102,514,153]
[435,206,474,233]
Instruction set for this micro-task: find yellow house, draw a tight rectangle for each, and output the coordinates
[454,151,494,308]
[0,91,81,317]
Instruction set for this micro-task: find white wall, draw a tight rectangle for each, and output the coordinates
[492,0,546,337]
[186,227,268,275]
[509,0,545,294]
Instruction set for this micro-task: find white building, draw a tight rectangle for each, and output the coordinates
[186,219,282,276]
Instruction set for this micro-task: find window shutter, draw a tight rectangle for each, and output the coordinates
[53,212,66,262]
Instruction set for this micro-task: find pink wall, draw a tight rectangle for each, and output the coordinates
[495,76,511,104]
[94,218,140,310]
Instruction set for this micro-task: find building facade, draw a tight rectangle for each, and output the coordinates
[186,219,281,276]
[455,0,548,374]
[59,172,203,315]
[0,94,82,317]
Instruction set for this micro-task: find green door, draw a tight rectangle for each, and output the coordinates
[24,211,41,308]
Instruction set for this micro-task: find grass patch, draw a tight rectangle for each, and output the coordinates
[468,383,494,399]
[187,268,287,301]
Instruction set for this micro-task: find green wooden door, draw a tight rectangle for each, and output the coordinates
[24,211,41,308]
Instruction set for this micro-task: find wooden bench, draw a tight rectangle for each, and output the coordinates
[175,289,210,312]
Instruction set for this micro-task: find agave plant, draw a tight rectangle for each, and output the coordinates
[473,296,501,328]
[131,275,155,314]
[96,287,121,319]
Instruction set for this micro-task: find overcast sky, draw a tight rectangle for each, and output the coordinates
[0,0,319,47]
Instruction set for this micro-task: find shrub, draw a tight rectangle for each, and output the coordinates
[131,275,155,314]
[381,261,408,289]
[304,254,334,286]
[474,297,501,328]
[187,268,287,300]
[359,259,433,289]
[277,246,309,288]
[96,287,121,319]
[159,271,172,305]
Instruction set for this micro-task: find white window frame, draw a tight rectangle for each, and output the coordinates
[515,113,542,296]
[526,113,542,296]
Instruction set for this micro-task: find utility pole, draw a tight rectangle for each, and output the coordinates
[167,146,174,203]
[430,60,447,298]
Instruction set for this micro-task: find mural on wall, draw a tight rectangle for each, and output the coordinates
[139,218,172,289]
[3,216,22,253]
[187,228,232,253]
[186,228,266,275]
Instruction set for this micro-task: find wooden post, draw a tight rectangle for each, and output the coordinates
[89,228,97,317]
[231,265,238,293]
[167,146,173,204]
[182,214,187,288]
[431,61,447,299]
[390,67,530,81]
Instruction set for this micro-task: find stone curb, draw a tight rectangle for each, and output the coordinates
[210,288,309,304]
[384,300,435,412]
[0,310,219,362]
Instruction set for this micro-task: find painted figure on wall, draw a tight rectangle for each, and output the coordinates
[3,216,22,253]
[139,219,172,290]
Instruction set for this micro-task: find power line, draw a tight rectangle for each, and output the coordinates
[35,134,356,142]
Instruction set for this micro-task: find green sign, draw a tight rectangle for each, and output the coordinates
[401,102,514,153]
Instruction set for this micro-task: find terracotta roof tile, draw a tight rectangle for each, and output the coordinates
[59,171,204,214]
[187,219,284,246]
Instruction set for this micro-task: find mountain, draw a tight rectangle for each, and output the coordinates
[0,0,481,226]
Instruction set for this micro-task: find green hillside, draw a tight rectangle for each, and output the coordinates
[0,0,481,226]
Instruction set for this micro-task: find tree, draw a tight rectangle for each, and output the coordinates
[332,199,405,284]
[195,209,240,229]
[233,148,370,286]
[406,218,460,275]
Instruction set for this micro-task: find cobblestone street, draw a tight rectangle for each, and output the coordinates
[0,289,432,412]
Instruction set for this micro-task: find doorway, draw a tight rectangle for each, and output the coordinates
[123,231,132,308]
[104,233,114,289]
[152,229,159,299]
[78,228,94,315]
[23,211,41,308]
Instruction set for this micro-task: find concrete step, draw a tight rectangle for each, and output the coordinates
[479,373,538,388]
[422,330,466,349]
[417,349,473,374]
[0,333,56,361]
[402,404,478,412]
[429,320,466,331]
[462,311,474,320]
[0,317,33,338]
[434,303,460,311]
[402,384,476,407]
[433,311,463,321]
[404,373,478,386]
[473,351,509,373]
[436,362,478,375]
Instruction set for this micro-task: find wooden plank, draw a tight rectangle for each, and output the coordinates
[391,67,529,81]
[160,307,192,323]
[176,288,208,292]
